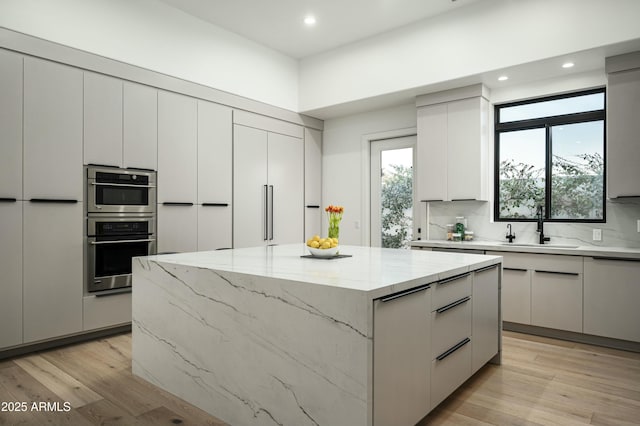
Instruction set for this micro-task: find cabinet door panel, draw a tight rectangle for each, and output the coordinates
[0,50,23,199]
[416,104,447,202]
[157,205,198,254]
[197,101,232,204]
[268,132,304,245]
[197,205,232,251]
[501,268,531,324]
[84,72,123,167]
[24,57,83,200]
[0,202,23,348]
[472,266,500,373]
[531,271,582,333]
[304,128,322,238]
[374,288,431,426]
[23,202,83,343]
[124,82,158,170]
[83,293,132,331]
[158,91,197,203]
[233,125,268,249]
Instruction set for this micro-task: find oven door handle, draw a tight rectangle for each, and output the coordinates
[90,182,156,188]
[90,238,156,245]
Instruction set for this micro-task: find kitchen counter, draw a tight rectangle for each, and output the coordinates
[411,240,640,259]
[131,244,502,426]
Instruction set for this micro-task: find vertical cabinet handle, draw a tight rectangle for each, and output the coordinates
[269,185,274,241]
[263,185,268,241]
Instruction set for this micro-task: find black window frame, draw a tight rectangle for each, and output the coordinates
[494,87,606,223]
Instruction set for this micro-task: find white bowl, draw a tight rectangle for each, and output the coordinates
[308,245,340,258]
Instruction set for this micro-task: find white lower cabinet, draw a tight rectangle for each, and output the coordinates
[83,293,132,331]
[0,201,23,348]
[373,285,431,426]
[157,204,198,254]
[23,201,83,343]
[472,265,500,373]
[584,257,640,342]
[197,205,232,251]
[502,268,531,324]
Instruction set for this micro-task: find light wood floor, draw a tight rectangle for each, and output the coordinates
[1,331,639,425]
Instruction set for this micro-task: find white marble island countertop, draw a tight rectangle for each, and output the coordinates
[145,243,502,299]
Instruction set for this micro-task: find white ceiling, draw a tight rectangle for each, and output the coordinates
[156,0,481,58]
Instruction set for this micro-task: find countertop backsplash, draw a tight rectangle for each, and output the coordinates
[426,198,640,249]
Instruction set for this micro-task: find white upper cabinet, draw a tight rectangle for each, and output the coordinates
[606,54,640,198]
[124,82,158,170]
[197,101,232,204]
[416,85,490,202]
[157,90,198,203]
[0,50,23,200]
[84,71,123,167]
[24,57,83,200]
[304,128,322,237]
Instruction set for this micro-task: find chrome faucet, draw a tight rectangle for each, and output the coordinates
[536,205,550,244]
[505,224,516,243]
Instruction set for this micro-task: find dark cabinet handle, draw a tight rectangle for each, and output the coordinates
[436,296,471,314]
[0,198,17,202]
[30,198,78,204]
[380,283,431,302]
[475,265,498,274]
[438,272,471,285]
[451,198,477,202]
[202,203,229,207]
[421,199,443,202]
[534,270,580,276]
[162,202,194,206]
[592,256,640,263]
[306,205,320,208]
[504,267,527,272]
[436,337,471,361]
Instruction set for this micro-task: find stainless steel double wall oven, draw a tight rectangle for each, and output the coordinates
[85,166,157,293]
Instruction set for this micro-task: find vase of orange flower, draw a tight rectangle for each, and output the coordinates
[325,204,344,240]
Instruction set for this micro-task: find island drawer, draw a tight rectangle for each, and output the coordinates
[431,338,472,409]
[431,296,472,359]
[432,272,472,311]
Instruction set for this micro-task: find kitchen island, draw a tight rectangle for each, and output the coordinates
[132,244,502,426]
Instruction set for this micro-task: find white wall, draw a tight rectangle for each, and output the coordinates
[299,0,640,112]
[322,103,417,245]
[0,0,299,111]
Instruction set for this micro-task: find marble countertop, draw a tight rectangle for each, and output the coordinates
[145,244,502,298]
[411,240,640,259]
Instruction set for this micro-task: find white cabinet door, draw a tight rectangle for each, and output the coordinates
[233,125,268,249]
[83,293,132,331]
[158,91,197,203]
[157,205,198,254]
[447,97,488,201]
[584,257,640,342]
[83,72,123,167]
[123,82,158,170]
[23,201,83,343]
[607,68,640,198]
[24,57,83,200]
[197,100,232,204]
[304,128,323,238]
[501,268,531,324]
[374,286,431,426]
[0,201,22,348]
[416,104,447,202]
[472,265,500,373]
[268,132,304,245]
[531,270,583,333]
[197,205,232,251]
[0,50,23,200]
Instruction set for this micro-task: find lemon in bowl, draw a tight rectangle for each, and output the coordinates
[306,236,339,257]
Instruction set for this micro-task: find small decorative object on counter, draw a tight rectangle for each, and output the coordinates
[325,204,344,239]
[452,232,462,242]
[464,231,474,241]
[455,216,466,237]
[446,224,454,241]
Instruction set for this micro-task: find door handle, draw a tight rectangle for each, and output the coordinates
[263,185,268,241]
[268,185,274,241]
[90,238,155,245]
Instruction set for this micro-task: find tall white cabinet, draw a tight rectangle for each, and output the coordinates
[304,128,323,238]
[416,84,490,202]
[233,112,304,249]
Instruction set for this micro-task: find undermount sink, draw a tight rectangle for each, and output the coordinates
[500,243,579,249]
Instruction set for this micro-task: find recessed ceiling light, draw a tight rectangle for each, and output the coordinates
[498,75,509,81]
[562,62,575,68]
[304,15,316,26]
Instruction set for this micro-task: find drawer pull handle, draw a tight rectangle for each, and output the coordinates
[436,337,471,361]
[306,205,320,208]
[436,296,471,314]
[592,256,640,263]
[380,284,431,302]
[451,198,476,201]
[202,203,229,207]
[438,272,470,285]
[30,198,78,204]
[420,199,443,202]
[504,267,527,272]
[534,270,580,276]
[475,264,498,274]
[162,202,194,206]
[0,197,17,202]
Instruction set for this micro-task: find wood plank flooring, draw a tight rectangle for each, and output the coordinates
[1,331,639,425]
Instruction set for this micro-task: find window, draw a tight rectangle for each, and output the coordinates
[494,89,605,222]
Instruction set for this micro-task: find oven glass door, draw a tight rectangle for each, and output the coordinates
[93,239,150,278]
[95,185,149,207]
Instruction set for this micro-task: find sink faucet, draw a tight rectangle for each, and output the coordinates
[536,205,550,244]
[505,224,516,243]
